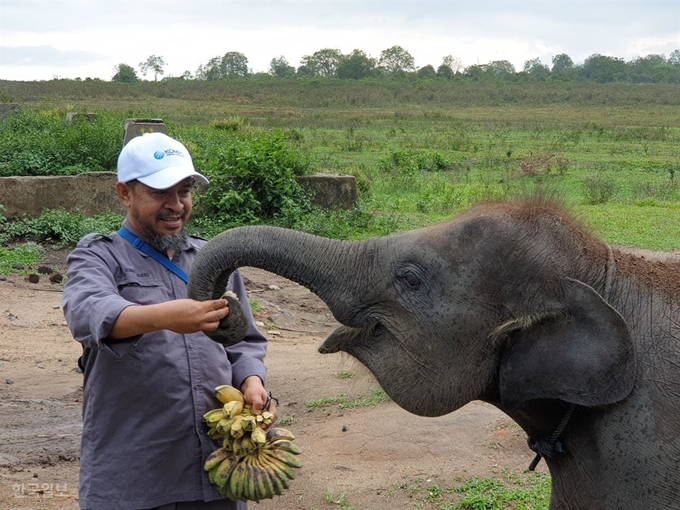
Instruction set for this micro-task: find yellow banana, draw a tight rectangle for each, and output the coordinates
[266,426,296,441]
[241,415,257,432]
[215,417,236,435]
[251,426,267,447]
[214,385,245,405]
[230,416,245,438]
[203,447,229,471]
[231,436,243,454]
[223,400,244,418]
[240,436,256,455]
[266,439,303,455]
[203,408,226,426]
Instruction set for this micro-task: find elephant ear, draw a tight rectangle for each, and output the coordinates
[497,278,636,411]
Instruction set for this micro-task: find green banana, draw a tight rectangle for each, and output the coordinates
[256,463,277,499]
[207,427,227,440]
[203,447,229,471]
[247,463,259,501]
[228,461,248,501]
[264,446,303,468]
[266,426,296,441]
[212,453,240,493]
[266,439,303,455]
[260,450,297,481]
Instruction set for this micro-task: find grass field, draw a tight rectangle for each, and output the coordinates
[1,80,679,250]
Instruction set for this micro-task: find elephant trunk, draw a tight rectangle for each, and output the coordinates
[188,225,373,327]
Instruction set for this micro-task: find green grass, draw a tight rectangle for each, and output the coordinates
[0,243,45,274]
[305,388,390,411]
[388,470,551,510]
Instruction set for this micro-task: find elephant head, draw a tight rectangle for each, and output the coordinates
[187,199,636,419]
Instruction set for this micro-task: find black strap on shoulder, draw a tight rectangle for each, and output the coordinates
[117,228,189,284]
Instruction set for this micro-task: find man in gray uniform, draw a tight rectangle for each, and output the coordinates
[63,132,272,510]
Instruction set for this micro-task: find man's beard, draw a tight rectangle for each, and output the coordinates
[146,230,189,254]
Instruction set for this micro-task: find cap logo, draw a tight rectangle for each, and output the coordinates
[153,150,165,160]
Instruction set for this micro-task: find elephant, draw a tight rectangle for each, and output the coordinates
[187,197,680,510]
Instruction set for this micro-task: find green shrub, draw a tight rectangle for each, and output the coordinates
[0,110,122,176]
[192,130,313,227]
[0,209,124,247]
[583,175,617,205]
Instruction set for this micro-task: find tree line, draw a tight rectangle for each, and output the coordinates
[110,46,680,85]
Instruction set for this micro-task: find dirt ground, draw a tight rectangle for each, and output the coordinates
[11,244,677,509]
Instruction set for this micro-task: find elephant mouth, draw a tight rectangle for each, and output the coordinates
[318,323,379,354]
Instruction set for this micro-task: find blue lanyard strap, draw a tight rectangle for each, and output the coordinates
[117,228,189,284]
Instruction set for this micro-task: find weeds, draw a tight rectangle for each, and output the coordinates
[305,388,390,411]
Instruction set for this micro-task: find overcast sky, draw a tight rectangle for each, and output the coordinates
[1,0,678,81]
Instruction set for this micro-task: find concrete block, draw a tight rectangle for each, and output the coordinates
[123,119,168,145]
[297,173,358,209]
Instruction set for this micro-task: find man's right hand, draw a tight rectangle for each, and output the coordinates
[110,298,229,339]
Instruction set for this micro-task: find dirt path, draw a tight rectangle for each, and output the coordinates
[0,261,545,510]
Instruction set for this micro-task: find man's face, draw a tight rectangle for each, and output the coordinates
[117,178,194,238]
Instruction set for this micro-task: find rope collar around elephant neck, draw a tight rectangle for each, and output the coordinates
[527,404,576,471]
[525,247,615,471]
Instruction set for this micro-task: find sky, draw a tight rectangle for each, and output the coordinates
[0,0,678,81]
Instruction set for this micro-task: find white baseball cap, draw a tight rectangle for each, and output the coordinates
[117,132,209,189]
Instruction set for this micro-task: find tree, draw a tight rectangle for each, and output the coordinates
[378,45,415,75]
[629,54,667,83]
[336,49,376,79]
[112,63,139,83]
[139,55,166,81]
[581,53,627,82]
[220,51,249,78]
[669,49,680,66]
[551,53,575,80]
[196,52,249,80]
[442,55,463,73]
[523,57,550,81]
[269,56,296,77]
[298,48,343,77]
[416,64,437,79]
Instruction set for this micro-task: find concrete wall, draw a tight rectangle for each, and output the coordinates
[0,172,357,219]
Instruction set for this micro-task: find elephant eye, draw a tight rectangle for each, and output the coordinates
[399,270,421,290]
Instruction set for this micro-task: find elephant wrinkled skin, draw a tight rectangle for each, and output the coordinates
[188,198,680,510]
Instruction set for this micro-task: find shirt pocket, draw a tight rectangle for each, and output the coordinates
[116,275,168,306]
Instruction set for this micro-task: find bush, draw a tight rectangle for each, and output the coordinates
[583,175,617,204]
[191,130,314,228]
[0,110,122,176]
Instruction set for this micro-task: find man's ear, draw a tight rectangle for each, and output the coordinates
[116,181,133,207]
[497,279,636,411]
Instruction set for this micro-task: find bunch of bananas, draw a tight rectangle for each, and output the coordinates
[202,384,303,502]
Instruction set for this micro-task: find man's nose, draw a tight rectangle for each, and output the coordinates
[164,192,184,210]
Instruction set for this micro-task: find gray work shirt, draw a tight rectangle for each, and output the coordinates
[62,220,265,510]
